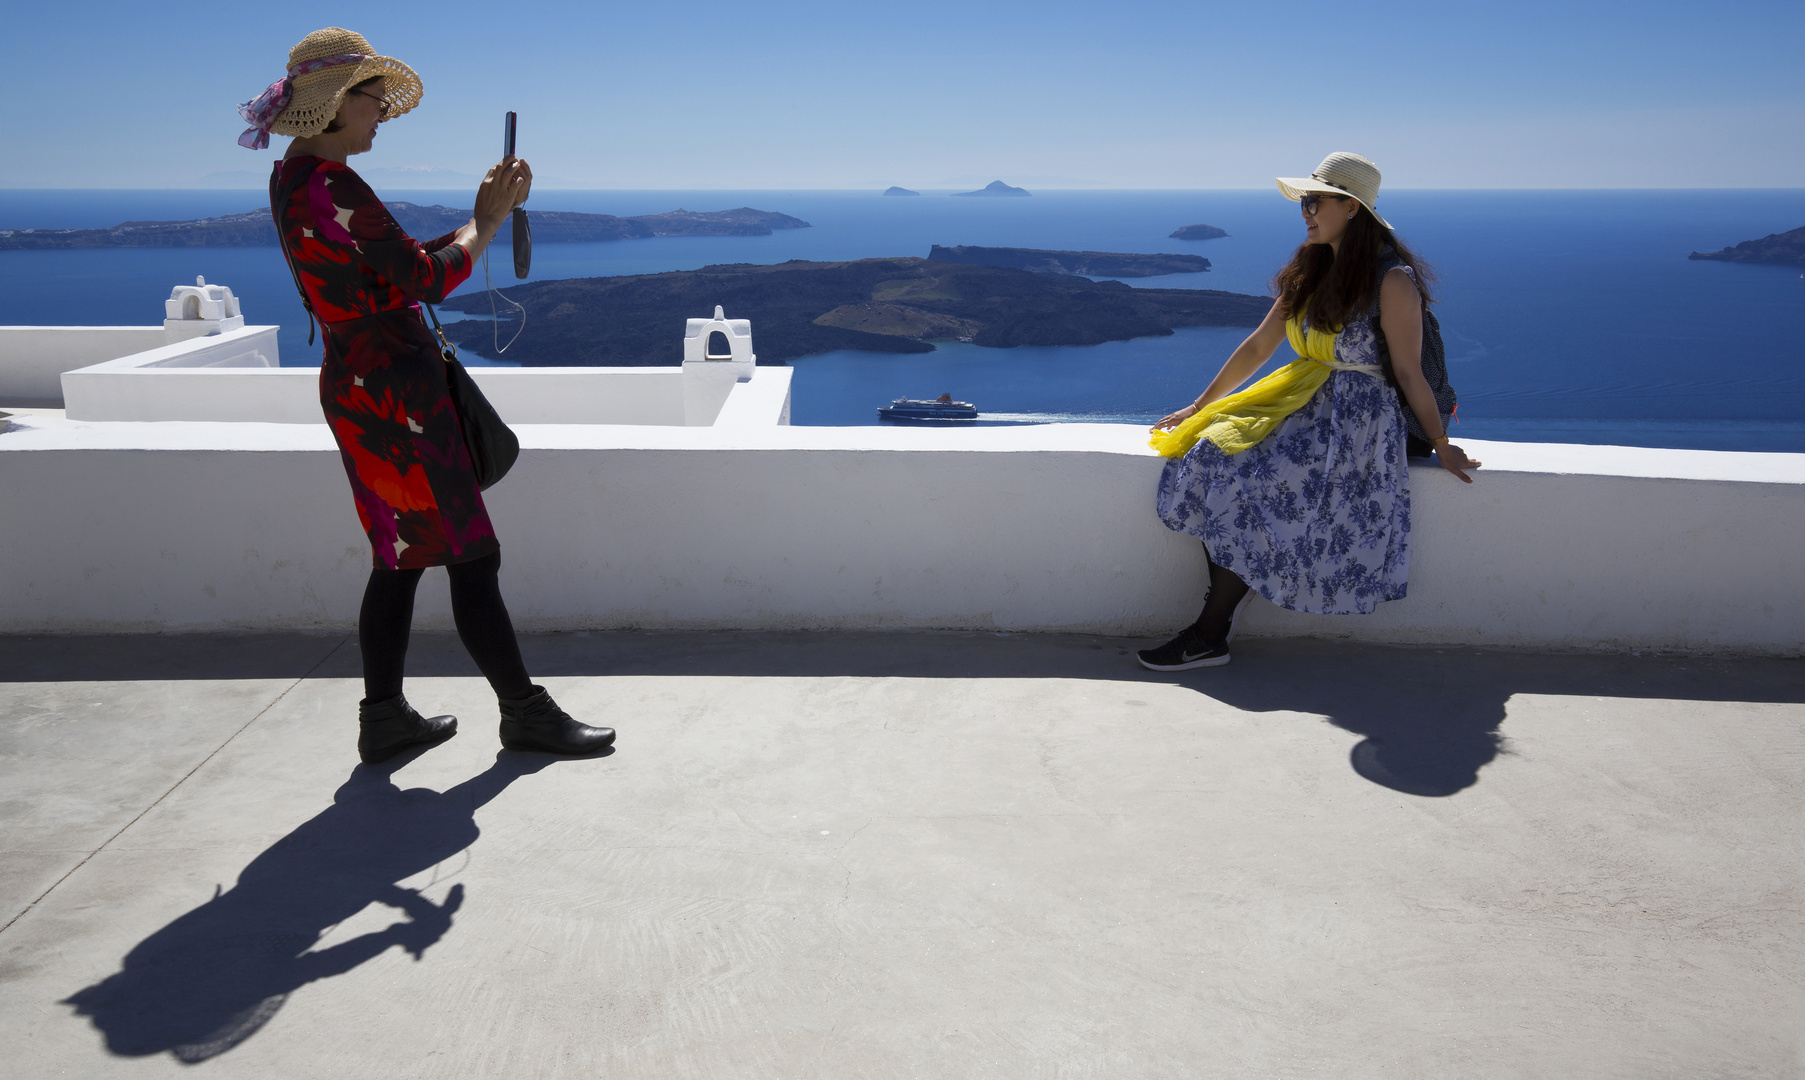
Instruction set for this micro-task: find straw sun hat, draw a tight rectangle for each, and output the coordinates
[237,28,422,149]
[1276,152,1393,230]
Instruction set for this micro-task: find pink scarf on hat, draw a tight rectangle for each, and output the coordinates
[237,53,369,150]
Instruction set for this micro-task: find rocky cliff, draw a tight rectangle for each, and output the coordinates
[1688,226,1805,267]
[0,205,810,250]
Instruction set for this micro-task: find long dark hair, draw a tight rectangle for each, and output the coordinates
[1271,199,1434,330]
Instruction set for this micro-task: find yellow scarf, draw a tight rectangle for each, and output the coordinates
[1149,315,1373,458]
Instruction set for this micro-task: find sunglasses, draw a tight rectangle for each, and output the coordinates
[348,87,390,117]
[1299,192,1348,215]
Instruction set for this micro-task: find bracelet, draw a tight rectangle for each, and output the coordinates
[1431,434,1450,447]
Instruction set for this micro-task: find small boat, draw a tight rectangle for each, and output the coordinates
[878,393,978,421]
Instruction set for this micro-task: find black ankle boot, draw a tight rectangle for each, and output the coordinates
[358,694,458,764]
[498,686,615,755]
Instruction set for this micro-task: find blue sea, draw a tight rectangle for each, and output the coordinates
[2,188,1801,451]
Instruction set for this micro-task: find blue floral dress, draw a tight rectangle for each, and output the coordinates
[1154,268,1414,615]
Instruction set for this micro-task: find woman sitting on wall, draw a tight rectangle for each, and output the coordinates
[240,27,613,760]
[1140,152,1481,670]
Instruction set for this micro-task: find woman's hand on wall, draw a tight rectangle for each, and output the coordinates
[1435,441,1482,483]
[1154,404,1199,431]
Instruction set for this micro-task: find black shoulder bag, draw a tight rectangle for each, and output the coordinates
[270,194,519,491]
[423,304,520,492]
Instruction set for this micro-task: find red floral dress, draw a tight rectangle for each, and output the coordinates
[270,156,499,570]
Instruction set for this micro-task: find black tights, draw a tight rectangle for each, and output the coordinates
[358,549,534,704]
[1190,543,1251,643]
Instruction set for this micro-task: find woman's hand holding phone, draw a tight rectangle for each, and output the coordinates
[475,157,531,231]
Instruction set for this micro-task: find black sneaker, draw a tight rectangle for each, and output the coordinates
[1136,631,1231,671]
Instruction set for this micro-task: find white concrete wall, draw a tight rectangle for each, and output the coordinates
[682,360,752,426]
[0,420,1798,655]
[61,327,301,423]
[713,367,792,427]
[469,368,687,426]
[52,329,786,427]
[0,327,169,407]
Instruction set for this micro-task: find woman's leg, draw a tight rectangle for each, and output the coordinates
[1192,551,1252,644]
[357,564,458,764]
[360,564,426,702]
[444,550,534,700]
[446,550,616,754]
[1136,543,1252,671]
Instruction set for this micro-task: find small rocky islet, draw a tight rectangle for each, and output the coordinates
[438,255,1268,366]
[951,181,1031,197]
[1169,224,1229,240]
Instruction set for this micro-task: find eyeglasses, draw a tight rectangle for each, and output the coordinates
[348,88,390,117]
[1299,192,1348,216]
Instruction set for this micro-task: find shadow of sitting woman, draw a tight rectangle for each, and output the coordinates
[1337,708,1506,797]
[62,749,570,1063]
[1165,644,1509,797]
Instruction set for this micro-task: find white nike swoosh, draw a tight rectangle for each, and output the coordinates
[1180,649,1217,662]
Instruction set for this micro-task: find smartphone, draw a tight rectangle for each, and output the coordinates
[504,112,530,278]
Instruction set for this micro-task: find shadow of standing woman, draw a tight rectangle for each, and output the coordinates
[62,750,573,1063]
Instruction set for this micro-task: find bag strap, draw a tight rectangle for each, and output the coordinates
[268,177,319,347]
[422,302,458,363]
[272,233,319,348]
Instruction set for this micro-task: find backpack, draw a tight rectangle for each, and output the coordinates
[1371,258,1457,445]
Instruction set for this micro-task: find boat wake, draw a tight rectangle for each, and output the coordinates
[977,412,1159,425]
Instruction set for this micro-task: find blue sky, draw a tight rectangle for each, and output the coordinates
[4,0,1800,189]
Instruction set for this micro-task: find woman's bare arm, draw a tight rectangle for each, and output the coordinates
[1379,268,1481,482]
[1153,299,1289,430]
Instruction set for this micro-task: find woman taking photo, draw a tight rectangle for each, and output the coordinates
[1140,152,1480,671]
[240,27,613,760]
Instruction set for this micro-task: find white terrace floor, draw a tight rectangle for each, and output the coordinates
[1,631,1800,1079]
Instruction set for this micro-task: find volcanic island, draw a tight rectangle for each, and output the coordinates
[437,255,1270,365]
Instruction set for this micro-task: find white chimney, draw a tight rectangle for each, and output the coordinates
[164,275,245,343]
[681,305,756,425]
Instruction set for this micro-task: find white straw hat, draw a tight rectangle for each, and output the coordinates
[1276,152,1392,230]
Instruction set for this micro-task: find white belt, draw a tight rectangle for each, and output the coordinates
[1311,359,1383,376]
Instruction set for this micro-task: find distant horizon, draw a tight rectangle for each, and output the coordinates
[6,185,1805,194]
[4,2,1799,190]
